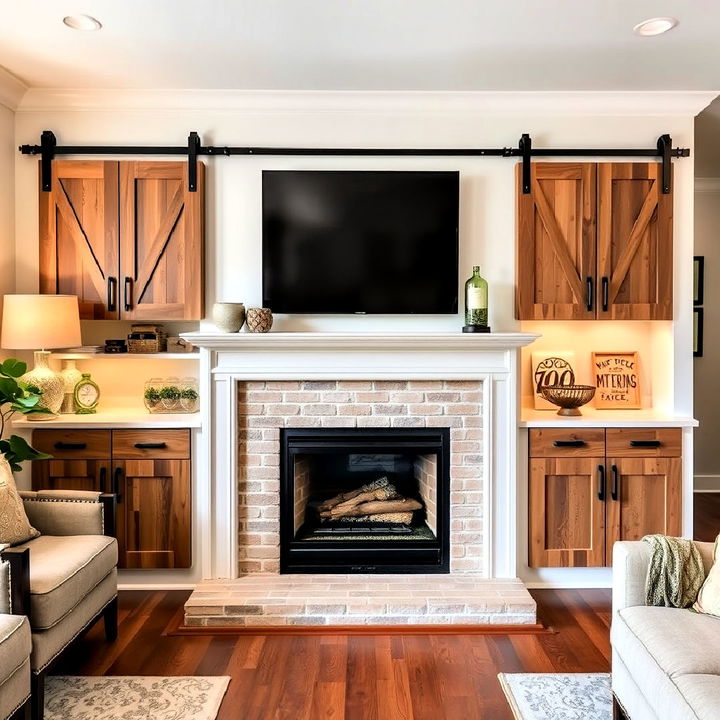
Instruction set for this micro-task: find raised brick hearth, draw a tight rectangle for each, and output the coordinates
[237,379,484,575]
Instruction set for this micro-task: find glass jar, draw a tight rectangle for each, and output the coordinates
[179,377,200,413]
[143,378,164,412]
[159,377,182,412]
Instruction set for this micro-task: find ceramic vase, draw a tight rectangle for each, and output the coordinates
[59,359,83,414]
[22,351,64,416]
[212,302,246,333]
[246,308,273,333]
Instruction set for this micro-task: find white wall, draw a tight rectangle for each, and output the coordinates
[0,102,15,309]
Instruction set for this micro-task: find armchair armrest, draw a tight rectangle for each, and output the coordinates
[0,547,30,620]
[19,490,116,538]
[612,541,651,614]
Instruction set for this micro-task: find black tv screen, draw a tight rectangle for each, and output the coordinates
[262,171,459,314]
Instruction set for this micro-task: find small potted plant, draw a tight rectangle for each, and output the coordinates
[159,384,182,411]
[0,358,52,470]
[180,378,199,413]
[143,380,162,411]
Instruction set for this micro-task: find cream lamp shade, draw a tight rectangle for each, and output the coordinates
[1,294,81,350]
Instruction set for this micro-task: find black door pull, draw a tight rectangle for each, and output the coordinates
[553,440,586,448]
[602,276,609,312]
[99,466,108,493]
[586,276,594,312]
[597,465,606,501]
[113,466,123,502]
[611,464,619,501]
[124,276,133,311]
[630,440,662,448]
[134,442,168,449]
[107,276,117,312]
[54,442,87,450]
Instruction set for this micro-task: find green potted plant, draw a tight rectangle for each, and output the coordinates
[0,358,52,470]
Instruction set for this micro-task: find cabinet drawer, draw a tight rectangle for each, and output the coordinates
[605,428,681,457]
[112,429,190,459]
[32,430,111,459]
[529,429,605,457]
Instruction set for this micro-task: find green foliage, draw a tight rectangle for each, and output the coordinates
[143,387,161,403]
[159,386,182,401]
[180,388,199,400]
[0,358,52,470]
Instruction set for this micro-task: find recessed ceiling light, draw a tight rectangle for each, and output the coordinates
[62,14,102,31]
[633,17,678,36]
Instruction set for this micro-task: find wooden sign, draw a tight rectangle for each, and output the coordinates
[591,352,641,409]
[531,352,576,410]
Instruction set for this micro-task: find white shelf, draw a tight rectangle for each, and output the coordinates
[12,410,202,429]
[51,352,199,360]
[520,407,698,428]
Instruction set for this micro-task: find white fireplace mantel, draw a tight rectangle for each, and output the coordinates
[183,331,539,581]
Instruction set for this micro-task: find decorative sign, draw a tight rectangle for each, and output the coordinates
[591,352,641,409]
[531,352,576,410]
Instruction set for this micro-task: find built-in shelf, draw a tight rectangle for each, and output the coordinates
[51,352,199,361]
[12,410,202,429]
[520,407,697,428]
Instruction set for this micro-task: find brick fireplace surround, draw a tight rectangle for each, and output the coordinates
[182,331,538,627]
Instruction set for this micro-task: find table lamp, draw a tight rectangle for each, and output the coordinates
[1,295,82,417]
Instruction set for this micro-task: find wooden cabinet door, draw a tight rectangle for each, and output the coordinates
[597,163,673,320]
[605,457,682,561]
[529,457,606,567]
[516,163,597,320]
[33,459,110,493]
[119,161,204,321]
[39,161,120,319]
[114,459,191,569]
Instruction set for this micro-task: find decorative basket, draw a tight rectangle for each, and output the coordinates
[128,326,167,353]
[540,385,596,416]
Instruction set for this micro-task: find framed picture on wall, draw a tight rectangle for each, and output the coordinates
[694,256,705,306]
[591,351,641,409]
[694,308,704,358]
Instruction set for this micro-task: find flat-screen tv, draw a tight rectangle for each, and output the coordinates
[262,170,459,314]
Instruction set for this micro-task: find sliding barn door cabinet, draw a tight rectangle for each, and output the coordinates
[516,162,673,320]
[39,160,205,321]
[528,427,681,568]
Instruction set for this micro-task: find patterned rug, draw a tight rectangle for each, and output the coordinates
[498,673,611,720]
[45,676,230,720]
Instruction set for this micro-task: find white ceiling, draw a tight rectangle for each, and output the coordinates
[2,0,720,91]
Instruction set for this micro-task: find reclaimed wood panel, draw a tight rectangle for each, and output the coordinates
[605,428,681,457]
[529,428,605,458]
[112,429,190,459]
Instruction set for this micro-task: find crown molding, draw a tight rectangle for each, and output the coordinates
[16,89,719,117]
[0,66,27,111]
[695,177,720,193]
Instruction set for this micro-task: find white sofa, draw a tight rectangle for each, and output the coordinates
[612,540,719,720]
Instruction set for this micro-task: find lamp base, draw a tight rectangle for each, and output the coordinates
[22,351,64,415]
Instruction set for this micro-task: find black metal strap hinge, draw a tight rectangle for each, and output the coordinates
[657,134,672,194]
[40,130,57,191]
[519,133,532,194]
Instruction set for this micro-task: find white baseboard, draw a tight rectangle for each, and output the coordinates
[694,475,720,492]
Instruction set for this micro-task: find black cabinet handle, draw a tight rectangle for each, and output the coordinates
[124,276,133,311]
[611,464,619,501]
[597,465,606,501]
[630,440,662,448]
[99,466,108,494]
[107,276,117,312]
[54,442,87,450]
[134,442,167,449]
[601,276,609,312]
[113,466,123,502]
[553,440,586,448]
[586,276,594,312]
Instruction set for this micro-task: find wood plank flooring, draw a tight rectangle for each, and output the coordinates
[694,492,720,542]
[55,588,611,720]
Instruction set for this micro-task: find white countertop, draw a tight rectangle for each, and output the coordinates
[13,409,202,429]
[520,407,698,428]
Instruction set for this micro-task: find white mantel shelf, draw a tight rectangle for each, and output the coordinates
[182,331,540,351]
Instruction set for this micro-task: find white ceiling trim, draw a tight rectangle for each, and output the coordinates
[0,66,28,111]
[17,89,719,117]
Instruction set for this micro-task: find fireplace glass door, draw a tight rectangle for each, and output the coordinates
[280,428,450,573]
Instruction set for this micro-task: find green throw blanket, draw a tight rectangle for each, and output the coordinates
[643,534,705,608]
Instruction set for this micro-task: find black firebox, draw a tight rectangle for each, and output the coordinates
[280,428,450,574]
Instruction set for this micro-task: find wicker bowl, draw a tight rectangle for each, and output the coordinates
[540,385,596,416]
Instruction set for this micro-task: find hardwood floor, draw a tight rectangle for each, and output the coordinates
[55,588,611,720]
[694,492,720,542]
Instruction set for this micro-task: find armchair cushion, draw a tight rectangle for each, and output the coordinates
[12,534,118,630]
[0,457,39,546]
[20,490,105,536]
[0,614,31,684]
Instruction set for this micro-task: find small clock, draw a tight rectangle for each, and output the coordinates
[74,373,100,414]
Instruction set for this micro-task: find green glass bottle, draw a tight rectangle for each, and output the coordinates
[464,266,489,331]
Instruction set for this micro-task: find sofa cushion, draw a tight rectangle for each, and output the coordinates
[0,457,39,546]
[674,675,720,720]
[14,534,118,630]
[0,614,31,685]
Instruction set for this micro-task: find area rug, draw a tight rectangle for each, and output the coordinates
[498,673,611,720]
[45,676,230,720]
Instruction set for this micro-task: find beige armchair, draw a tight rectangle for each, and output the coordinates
[0,490,118,720]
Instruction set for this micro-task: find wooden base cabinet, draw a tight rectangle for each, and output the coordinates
[528,428,682,568]
[32,428,192,569]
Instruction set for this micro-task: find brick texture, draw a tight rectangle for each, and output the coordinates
[237,380,483,575]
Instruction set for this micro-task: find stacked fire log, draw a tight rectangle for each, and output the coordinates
[317,477,421,525]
